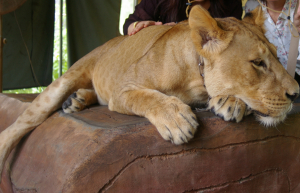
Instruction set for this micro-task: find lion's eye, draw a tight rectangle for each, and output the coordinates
[251,60,267,68]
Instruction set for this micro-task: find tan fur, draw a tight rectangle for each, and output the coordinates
[0,6,299,181]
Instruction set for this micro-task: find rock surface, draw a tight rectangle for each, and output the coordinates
[1,94,300,193]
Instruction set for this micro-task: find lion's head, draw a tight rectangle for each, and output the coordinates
[189,5,299,126]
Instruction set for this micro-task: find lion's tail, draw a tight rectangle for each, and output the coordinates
[0,51,96,182]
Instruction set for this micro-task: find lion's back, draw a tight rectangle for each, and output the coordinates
[101,25,173,66]
[89,25,175,103]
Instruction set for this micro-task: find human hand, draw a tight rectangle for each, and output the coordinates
[294,2,300,33]
[164,22,177,26]
[128,21,163,36]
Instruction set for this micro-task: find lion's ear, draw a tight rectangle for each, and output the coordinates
[189,5,234,57]
[242,6,265,28]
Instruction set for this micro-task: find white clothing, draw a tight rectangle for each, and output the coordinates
[245,0,300,75]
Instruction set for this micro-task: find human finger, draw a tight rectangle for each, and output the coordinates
[130,24,144,35]
[294,4,300,32]
[130,21,158,35]
[143,21,159,27]
[130,21,148,35]
[164,22,177,26]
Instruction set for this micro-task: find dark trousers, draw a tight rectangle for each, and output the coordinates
[295,73,300,85]
[294,73,300,103]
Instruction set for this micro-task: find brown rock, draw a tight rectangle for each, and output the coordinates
[0,94,300,193]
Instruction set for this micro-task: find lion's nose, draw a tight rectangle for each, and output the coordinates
[286,92,299,101]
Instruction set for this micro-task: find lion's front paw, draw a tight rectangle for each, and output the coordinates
[62,92,86,113]
[208,95,251,122]
[146,97,199,145]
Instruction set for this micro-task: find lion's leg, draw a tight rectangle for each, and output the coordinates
[62,89,98,113]
[109,88,199,145]
[207,95,252,122]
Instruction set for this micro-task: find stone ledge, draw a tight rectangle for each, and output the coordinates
[0,94,300,193]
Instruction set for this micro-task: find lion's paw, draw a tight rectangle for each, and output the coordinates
[62,92,86,113]
[208,95,251,122]
[146,97,198,145]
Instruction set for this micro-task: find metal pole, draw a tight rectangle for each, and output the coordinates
[59,0,63,77]
[0,14,3,93]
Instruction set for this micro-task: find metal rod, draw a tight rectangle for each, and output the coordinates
[59,0,63,77]
[0,14,3,93]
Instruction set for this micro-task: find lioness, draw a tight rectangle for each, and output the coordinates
[0,5,299,181]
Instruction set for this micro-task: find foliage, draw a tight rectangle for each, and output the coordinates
[4,0,133,94]
[119,0,134,35]
[52,0,68,81]
[3,0,68,94]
